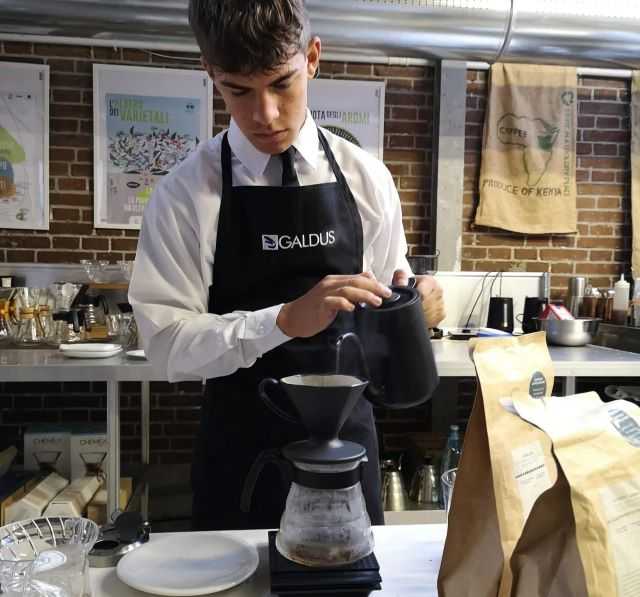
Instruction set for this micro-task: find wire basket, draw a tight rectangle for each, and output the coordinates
[0,517,99,597]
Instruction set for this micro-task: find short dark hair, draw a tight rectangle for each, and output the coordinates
[189,0,311,75]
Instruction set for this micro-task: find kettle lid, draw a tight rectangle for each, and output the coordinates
[358,286,420,311]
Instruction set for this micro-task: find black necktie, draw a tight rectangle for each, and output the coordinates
[280,147,299,187]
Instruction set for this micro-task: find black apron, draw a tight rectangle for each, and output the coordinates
[191,130,383,530]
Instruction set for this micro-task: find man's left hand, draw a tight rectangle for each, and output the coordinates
[392,270,445,329]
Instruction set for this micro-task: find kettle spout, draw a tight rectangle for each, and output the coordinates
[335,332,381,402]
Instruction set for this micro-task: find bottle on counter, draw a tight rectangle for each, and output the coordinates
[440,425,461,506]
[612,274,630,325]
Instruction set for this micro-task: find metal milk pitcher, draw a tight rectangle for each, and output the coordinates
[380,459,409,511]
[409,461,439,504]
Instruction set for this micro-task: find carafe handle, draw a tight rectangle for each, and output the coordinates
[240,448,293,513]
[258,377,300,424]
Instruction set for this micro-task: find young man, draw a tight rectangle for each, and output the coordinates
[129,0,445,531]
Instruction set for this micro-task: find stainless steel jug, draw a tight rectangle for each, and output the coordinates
[409,461,439,505]
[380,459,409,511]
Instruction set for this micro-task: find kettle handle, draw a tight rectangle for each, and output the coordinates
[258,377,300,424]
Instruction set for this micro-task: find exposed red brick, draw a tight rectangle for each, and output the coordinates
[577,183,625,197]
[111,239,139,251]
[46,59,75,73]
[51,119,78,133]
[591,170,616,182]
[575,263,620,275]
[51,208,80,221]
[385,92,427,107]
[597,197,621,209]
[37,251,93,263]
[35,44,91,58]
[590,250,613,261]
[58,178,87,191]
[81,238,109,251]
[583,130,628,143]
[49,193,91,207]
[514,249,538,260]
[53,237,79,249]
[3,42,33,54]
[7,250,35,262]
[374,65,426,78]
[540,249,588,261]
[580,101,628,116]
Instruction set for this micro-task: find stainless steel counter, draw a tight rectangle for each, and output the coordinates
[0,348,166,515]
[2,341,639,517]
[432,339,640,378]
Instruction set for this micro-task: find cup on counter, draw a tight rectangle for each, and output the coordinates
[487,297,514,333]
[441,467,457,515]
[520,297,548,334]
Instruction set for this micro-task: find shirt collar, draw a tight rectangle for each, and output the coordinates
[227,108,318,177]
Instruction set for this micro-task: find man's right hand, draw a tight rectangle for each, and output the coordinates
[276,272,392,338]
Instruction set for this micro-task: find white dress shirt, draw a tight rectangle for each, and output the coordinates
[129,110,411,382]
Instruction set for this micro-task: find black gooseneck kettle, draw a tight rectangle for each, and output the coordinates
[336,285,439,409]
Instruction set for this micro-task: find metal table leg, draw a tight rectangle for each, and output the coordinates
[141,381,150,519]
[106,379,120,518]
[564,376,576,396]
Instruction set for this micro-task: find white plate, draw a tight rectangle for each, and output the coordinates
[117,534,259,596]
[125,349,146,360]
[59,343,121,352]
[61,348,123,359]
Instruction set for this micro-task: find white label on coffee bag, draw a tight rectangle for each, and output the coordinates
[599,477,640,597]
[511,441,552,520]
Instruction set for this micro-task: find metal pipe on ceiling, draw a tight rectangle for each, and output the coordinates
[1,0,640,69]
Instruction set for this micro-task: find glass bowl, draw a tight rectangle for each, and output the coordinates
[0,517,99,597]
[80,259,109,283]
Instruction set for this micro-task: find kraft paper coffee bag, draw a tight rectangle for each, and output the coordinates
[511,390,640,597]
[438,332,558,597]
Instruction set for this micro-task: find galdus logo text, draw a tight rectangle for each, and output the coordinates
[262,231,336,251]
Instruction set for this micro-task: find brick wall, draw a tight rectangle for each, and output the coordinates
[1,43,636,467]
[464,70,632,300]
[0,42,434,260]
[0,42,434,464]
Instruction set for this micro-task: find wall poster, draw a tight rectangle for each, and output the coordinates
[0,62,49,230]
[93,64,213,229]
[308,79,385,160]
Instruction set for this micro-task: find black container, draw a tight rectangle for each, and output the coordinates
[337,286,439,409]
[487,296,514,333]
[522,297,548,334]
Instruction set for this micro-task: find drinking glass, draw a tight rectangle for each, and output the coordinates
[407,250,440,275]
[441,468,457,515]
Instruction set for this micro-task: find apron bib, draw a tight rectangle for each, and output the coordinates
[191,130,383,530]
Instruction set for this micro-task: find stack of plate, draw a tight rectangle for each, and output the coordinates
[59,343,123,359]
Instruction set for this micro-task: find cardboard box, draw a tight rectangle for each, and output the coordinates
[70,424,108,481]
[86,478,133,525]
[4,472,68,523]
[24,425,70,479]
[0,470,41,525]
[43,475,101,518]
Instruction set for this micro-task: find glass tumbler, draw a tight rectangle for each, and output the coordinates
[441,468,457,515]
